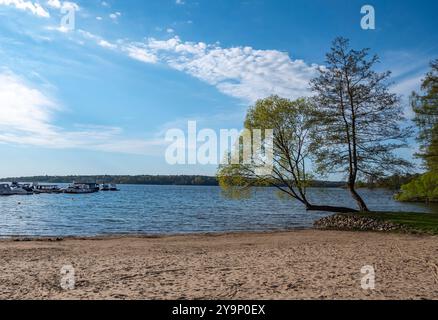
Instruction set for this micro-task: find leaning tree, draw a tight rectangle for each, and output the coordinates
[310,37,412,212]
[217,96,357,213]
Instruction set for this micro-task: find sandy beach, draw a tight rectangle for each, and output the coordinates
[0,230,437,300]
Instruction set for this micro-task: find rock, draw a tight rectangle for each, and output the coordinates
[314,214,408,233]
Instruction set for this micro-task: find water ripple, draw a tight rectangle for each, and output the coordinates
[0,185,436,237]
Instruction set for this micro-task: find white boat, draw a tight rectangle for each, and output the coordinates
[63,183,98,194]
[33,184,63,194]
[11,182,34,192]
[100,184,119,191]
[0,183,33,196]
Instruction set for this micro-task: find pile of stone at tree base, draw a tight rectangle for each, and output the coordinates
[314,214,409,233]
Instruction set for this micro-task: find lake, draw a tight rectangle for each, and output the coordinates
[0,185,437,237]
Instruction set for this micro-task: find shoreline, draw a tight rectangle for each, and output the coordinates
[1,229,437,299]
[0,227,314,242]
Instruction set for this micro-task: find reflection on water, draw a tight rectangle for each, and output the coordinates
[0,185,436,237]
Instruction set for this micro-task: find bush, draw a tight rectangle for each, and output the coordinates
[396,172,438,202]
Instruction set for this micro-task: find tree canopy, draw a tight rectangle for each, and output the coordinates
[218,96,357,213]
[396,172,438,203]
[412,59,438,172]
[310,37,412,211]
[218,37,414,213]
[397,59,438,203]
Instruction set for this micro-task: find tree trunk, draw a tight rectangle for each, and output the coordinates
[348,183,369,212]
[306,204,358,213]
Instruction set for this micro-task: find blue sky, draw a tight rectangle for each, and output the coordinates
[0,0,437,178]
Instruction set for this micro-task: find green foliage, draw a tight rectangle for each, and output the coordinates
[310,37,413,211]
[310,37,412,180]
[218,164,261,199]
[395,172,438,202]
[412,59,438,172]
[0,174,350,189]
[396,59,438,204]
[218,96,315,205]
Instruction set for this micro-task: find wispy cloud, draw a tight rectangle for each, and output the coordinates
[78,34,319,103]
[123,43,158,64]
[0,71,165,154]
[0,0,80,19]
[382,50,432,118]
[0,0,50,17]
[133,36,319,103]
[391,74,423,97]
[0,1,321,103]
[0,70,58,135]
[46,0,79,11]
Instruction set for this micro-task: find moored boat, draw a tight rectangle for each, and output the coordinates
[0,183,34,196]
[33,184,63,194]
[0,184,14,196]
[100,184,110,191]
[63,182,99,194]
[11,182,34,192]
[100,183,119,191]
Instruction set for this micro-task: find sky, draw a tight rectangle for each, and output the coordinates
[0,0,437,178]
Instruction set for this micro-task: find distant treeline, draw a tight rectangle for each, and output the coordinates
[356,174,421,191]
[0,175,349,188]
[0,175,419,189]
[0,175,219,186]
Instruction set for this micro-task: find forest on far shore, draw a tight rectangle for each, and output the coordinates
[0,174,418,190]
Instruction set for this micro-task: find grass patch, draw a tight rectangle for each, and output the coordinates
[352,211,438,235]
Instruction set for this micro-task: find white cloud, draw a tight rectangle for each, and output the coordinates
[0,71,58,135]
[98,39,117,50]
[77,29,99,40]
[61,1,78,11]
[73,33,318,102]
[109,11,121,20]
[391,74,424,119]
[391,74,423,97]
[0,71,163,155]
[382,51,432,118]
[0,0,50,17]
[46,0,79,11]
[123,44,158,64]
[45,25,70,33]
[176,0,185,5]
[46,0,60,8]
[118,36,319,102]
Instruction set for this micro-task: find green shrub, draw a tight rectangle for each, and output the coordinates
[396,172,438,202]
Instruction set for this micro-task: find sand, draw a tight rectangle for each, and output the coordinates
[0,230,437,300]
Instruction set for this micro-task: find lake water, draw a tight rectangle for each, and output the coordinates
[0,185,437,237]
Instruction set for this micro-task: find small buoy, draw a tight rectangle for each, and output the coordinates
[17,202,21,205]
